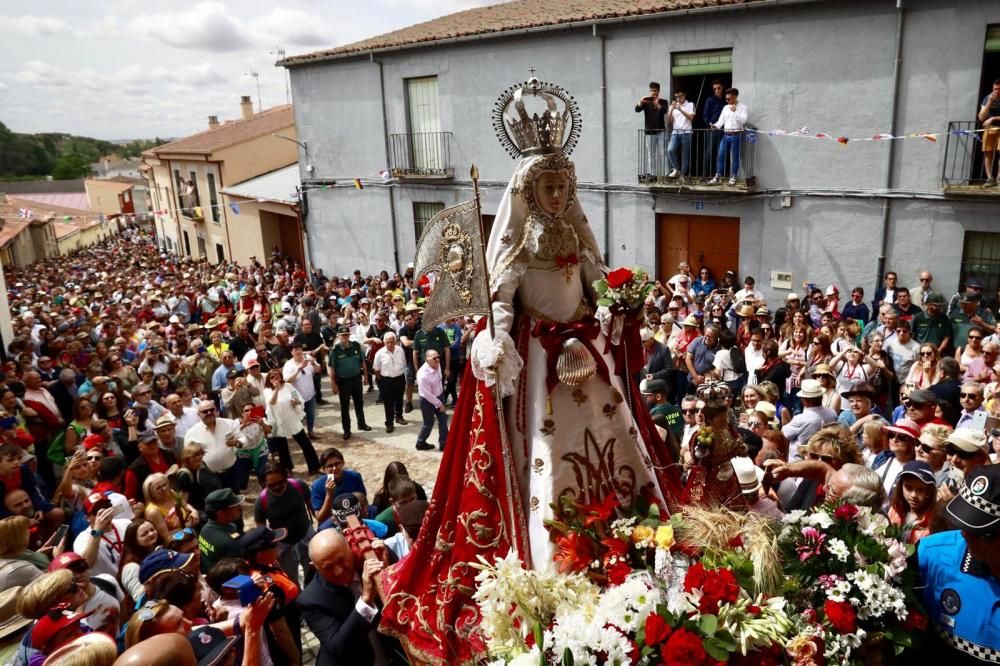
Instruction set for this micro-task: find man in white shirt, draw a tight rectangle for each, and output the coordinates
[733,276,765,305]
[781,379,838,460]
[709,87,749,186]
[162,393,199,439]
[415,351,449,451]
[744,330,765,385]
[73,492,133,579]
[884,320,920,383]
[282,343,322,439]
[183,401,246,490]
[666,90,696,178]
[372,332,407,433]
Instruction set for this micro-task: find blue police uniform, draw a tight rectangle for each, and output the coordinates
[917,530,1000,663]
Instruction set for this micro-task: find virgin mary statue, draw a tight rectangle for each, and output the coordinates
[380,78,681,664]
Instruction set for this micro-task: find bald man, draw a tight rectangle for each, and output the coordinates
[114,633,196,666]
[297,529,384,666]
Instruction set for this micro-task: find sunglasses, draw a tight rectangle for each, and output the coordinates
[918,443,937,455]
[889,433,915,444]
[748,421,765,428]
[805,452,837,465]
[266,481,287,491]
[960,392,982,399]
[134,390,151,396]
[946,447,978,460]
[919,351,934,357]
[968,335,982,341]
[170,527,196,542]
[681,408,697,415]
[86,454,102,462]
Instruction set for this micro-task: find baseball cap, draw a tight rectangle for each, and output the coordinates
[238,526,287,552]
[204,488,247,514]
[945,428,989,453]
[188,625,240,666]
[945,466,1000,534]
[925,292,946,305]
[639,378,667,395]
[905,389,939,405]
[81,434,106,451]
[895,460,935,487]
[47,552,86,573]
[138,548,195,584]
[31,605,92,650]
[83,491,113,514]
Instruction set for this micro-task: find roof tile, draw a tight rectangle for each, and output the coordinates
[146,105,294,156]
[281,0,767,64]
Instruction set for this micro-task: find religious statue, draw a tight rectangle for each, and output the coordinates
[681,381,748,509]
[379,78,681,664]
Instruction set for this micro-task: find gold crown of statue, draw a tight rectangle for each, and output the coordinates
[696,381,731,410]
[493,76,581,159]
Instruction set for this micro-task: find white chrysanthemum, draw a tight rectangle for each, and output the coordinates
[783,509,807,524]
[848,570,908,621]
[803,510,834,529]
[826,538,850,562]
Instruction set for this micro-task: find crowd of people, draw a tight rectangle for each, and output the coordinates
[0,228,447,665]
[3,227,1000,663]
[636,262,1000,541]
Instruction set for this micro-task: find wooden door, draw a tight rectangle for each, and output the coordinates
[655,213,740,283]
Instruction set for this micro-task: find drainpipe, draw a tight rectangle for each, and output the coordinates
[295,186,314,275]
[374,54,401,273]
[876,0,905,288]
[595,24,610,266]
[166,159,184,257]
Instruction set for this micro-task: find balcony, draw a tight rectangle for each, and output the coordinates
[942,120,1000,196]
[179,191,204,221]
[389,132,454,179]
[636,129,756,192]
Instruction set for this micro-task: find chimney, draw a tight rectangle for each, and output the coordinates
[240,96,253,120]
[208,115,219,129]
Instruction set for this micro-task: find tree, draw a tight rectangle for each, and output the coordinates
[51,153,92,179]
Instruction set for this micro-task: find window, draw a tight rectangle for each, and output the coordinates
[671,49,733,76]
[207,173,219,223]
[173,169,183,209]
[961,231,1000,294]
[413,201,445,240]
[183,231,191,256]
[406,76,441,171]
[216,243,225,263]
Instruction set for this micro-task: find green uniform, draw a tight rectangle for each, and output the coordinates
[650,403,684,440]
[328,341,364,379]
[911,312,951,347]
[413,328,450,366]
[198,520,242,573]
[949,310,995,349]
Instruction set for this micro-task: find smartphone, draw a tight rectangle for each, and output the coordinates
[248,406,265,422]
[223,575,263,606]
[43,524,69,550]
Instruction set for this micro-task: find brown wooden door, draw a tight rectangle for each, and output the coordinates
[655,213,740,283]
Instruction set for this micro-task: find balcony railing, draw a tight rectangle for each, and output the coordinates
[942,120,999,195]
[179,191,203,221]
[389,132,454,178]
[636,128,756,191]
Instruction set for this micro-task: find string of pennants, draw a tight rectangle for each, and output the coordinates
[745,125,990,145]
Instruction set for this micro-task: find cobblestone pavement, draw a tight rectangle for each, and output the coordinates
[242,375,446,665]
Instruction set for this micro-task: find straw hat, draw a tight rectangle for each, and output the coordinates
[735,303,756,318]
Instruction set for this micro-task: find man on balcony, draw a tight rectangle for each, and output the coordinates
[709,88,749,187]
[978,78,1000,185]
[666,89,695,179]
[701,80,726,177]
[635,81,667,180]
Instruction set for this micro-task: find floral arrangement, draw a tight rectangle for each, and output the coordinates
[473,495,794,665]
[593,266,653,310]
[777,503,926,663]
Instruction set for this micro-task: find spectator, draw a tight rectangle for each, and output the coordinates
[254,463,312,584]
[709,87,748,186]
[824,462,885,510]
[911,292,951,353]
[143,473,196,543]
[327,326,371,441]
[840,287,870,324]
[666,89,695,178]
[781,379,837,460]
[263,368,320,475]
[701,79,726,177]
[117,518,159,603]
[184,397,248,491]
[887,460,937,544]
[414,350,448,452]
[372,332,407,433]
[978,78,1000,184]
[72,492,131,579]
[124,431,175,501]
[635,81,667,179]
[878,418,921,501]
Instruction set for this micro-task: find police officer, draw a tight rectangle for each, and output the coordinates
[198,488,245,573]
[916,464,1000,662]
[328,326,371,441]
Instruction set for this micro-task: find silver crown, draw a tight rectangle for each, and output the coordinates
[493,77,581,159]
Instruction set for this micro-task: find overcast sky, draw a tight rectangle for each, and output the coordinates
[0,0,493,140]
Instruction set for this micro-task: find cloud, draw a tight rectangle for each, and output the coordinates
[128,2,252,52]
[125,2,333,52]
[0,80,7,90]
[0,15,71,36]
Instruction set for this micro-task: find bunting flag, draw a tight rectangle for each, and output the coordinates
[379,169,392,182]
[17,208,32,219]
[353,178,364,190]
[229,202,240,215]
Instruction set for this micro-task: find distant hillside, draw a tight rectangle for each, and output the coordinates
[0,122,166,180]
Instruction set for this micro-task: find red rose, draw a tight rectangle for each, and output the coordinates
[683,562,708,593]
[662,627,708,666]
[728,534,744,548]
[823,599,858,634]
[696,567,741,614]
[833,503,859,521]
[904,608,928,631]
[747,605,762,616]
[606,559,632,586]
[644,613,672,646]
[580,493,620,527]
[606,267,634,290]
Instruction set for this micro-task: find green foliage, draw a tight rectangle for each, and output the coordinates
[0,120,164,179]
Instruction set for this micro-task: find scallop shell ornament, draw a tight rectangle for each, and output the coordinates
[556,338,596,386]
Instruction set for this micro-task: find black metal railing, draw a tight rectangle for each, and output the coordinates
[636,128,755,189]
[389,132,454,178]
[942,120,999,191]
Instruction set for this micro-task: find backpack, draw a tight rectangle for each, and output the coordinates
[259,478,314,520]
